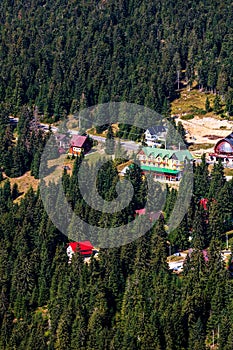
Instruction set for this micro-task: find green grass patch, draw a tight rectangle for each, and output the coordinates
[189,143,213,151]
[171,88,221,118]
[85,150,111,164]
[224,168,233,176]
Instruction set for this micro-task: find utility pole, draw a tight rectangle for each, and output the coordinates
[177,70,180,90]
[226,233,229,250]
[212,330,215,347]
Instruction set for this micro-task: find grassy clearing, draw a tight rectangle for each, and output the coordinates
[2,156,75,201]
[171,88,219,117]
[85,150,112,164]
[223,168,233,176]
[189,143,214,151]
[1,171,39,202]
[43,155,75,184]
[0,150,107,202]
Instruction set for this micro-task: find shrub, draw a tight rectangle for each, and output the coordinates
[180,114,194,120]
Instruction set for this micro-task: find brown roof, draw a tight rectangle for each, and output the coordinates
[70,135,88,147]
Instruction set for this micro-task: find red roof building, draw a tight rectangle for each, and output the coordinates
[135,208,146,215]
[67,240,93,254]
[200,198,208,211]
[209,132,233,165]
[68,135,91,156]
[67,240,96,262]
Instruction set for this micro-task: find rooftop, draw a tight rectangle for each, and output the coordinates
[140,147,193,161]
[140,165,180,174]
[70,135,88,147]
[224,132,233,147]
[68,241,94,255]
[146,126,167,134]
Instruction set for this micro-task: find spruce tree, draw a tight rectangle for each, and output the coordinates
[213,95,221,113]
[208,159,225,200]
[205,97,211,112]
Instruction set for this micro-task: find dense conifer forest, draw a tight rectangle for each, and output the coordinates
[1,1,233,349]
[0,0,233,119]
[0,155,233,349]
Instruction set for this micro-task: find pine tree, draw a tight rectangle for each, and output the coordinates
[191,206,207,249]
[205,96,211,112]
[208,159,225,200]
[208,200,225,242]
[213,95,221,113]
[188,317,206,350]
[11,183,19,200]
[86,291,110,350]
[193,153,210,199]
[54,305,74,350]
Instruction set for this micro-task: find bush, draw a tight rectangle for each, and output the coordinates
[190,106,207,115]
[180,114,194,120]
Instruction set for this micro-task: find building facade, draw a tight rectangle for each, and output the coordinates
[68,135,91,156]
[144,126,167,146]
[137,147,193,181]
[209,132,233,165]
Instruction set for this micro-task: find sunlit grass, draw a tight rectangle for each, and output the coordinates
[171,88,221,117]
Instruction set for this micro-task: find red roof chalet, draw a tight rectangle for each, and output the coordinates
[67,240,94,255]
[67,241,99,263]
[68,135,91,156]
[70,135,88,148]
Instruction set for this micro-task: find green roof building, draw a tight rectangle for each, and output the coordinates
[137,147,193,181]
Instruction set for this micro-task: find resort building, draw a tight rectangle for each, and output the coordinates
[137,147,193,181]
[144,125,167,146]
[209,132,233,165]
[68,135,91,156]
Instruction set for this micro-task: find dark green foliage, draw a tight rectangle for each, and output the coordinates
[194,154,210,199]
[208,159,225,199]
[225,89,233,116]
[0,0,232,117]
[1,1,233,349]
[0,106,47,178]
[213,95,221,113]
[205,97,211,112]
[96,160,118,201]
[11,183,19,200]
[0,151,233,349]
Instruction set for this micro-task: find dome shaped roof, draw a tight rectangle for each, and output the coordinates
[215,132,233,154]
[216,141,233,153]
